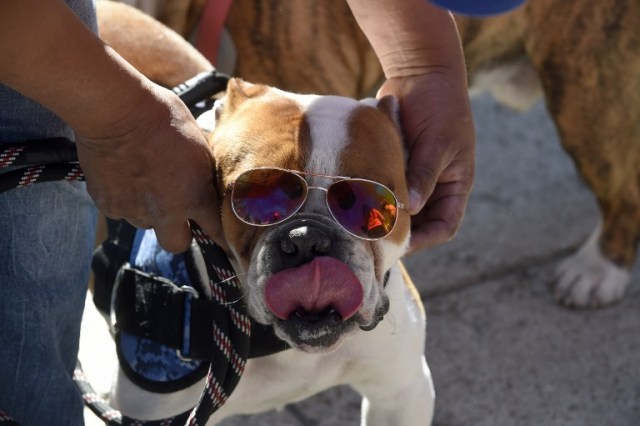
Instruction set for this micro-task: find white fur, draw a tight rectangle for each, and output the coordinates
[555,223,631,307]
[304,95,353,176]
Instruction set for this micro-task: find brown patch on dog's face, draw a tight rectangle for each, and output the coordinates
[209,79,311,270]
[340,97,410,249]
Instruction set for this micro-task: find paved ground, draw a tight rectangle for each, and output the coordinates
[80,94,640,425]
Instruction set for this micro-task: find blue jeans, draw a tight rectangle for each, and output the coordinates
[0,182,97,426]
[0,2,97,424]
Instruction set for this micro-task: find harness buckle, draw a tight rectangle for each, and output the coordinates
[109,262,131,337]
[177,285,200,361]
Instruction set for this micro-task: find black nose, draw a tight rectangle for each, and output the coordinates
[280,225,331,260]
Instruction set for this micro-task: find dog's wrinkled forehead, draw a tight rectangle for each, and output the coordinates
[204,79,406,188]
[199,78,410,252]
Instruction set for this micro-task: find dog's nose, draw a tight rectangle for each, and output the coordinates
[281,225,331,258]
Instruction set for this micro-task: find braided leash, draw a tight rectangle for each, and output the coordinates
[0,138,84,191]
[0,71,254,425]
[0,412,18,426]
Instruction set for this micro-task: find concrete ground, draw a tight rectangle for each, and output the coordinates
[80,94,640,425]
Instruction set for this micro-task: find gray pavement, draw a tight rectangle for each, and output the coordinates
[80,94,640,425]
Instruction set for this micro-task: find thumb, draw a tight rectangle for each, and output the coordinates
[406,137,450,214]
[153,219,193,254]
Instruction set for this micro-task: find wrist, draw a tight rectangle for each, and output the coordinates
[346,0,466,79]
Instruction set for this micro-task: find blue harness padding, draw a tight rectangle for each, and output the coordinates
[116,229,207,393]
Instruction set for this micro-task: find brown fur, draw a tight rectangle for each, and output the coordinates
[210,79,312,265]
[343,103,410,247]
[97,1,211,88]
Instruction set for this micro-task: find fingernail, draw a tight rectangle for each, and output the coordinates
[409,188,422,213]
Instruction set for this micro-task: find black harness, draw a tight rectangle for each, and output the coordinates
[92,219,289,392]
[0,71,290,426]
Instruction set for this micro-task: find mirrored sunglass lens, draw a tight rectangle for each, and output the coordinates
[232,169,306,225]
[327,180,398,239]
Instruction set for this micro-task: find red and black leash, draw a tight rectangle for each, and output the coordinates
[0,71,259,426]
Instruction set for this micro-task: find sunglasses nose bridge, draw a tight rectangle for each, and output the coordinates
[298,185,330,214]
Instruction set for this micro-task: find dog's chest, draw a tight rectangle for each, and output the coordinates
[209,269,424,422]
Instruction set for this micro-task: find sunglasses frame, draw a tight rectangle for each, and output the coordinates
[228,167,405,241]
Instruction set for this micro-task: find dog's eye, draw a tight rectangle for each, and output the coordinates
[279,176,305,199]
[331,182,356,210]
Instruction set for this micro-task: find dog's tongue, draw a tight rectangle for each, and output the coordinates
[265,257,364,321]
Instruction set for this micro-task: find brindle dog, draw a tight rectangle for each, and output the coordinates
[98,0,640,307]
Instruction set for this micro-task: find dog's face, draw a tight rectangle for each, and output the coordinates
[199,79,410,353]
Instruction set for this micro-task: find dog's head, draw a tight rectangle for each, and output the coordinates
[198,79,410,353]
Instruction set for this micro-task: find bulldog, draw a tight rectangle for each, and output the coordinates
[94,5,434,422]
[100,0,640,308]
[108,78,435,424]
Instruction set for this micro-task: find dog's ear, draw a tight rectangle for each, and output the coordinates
[376,95,401,130]
[360,95,401,133]
[199,78,271,135]
[224,78,271,113]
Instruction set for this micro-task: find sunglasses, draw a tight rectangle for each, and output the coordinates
[229,167,404,240]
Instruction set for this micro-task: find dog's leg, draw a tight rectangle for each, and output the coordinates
[349,270,435,425]
[357,355,435,426]
[528,3,640,307]
[547,96,639,308]
[555,223,632,306]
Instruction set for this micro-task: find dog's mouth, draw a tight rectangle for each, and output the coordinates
[264,256,365,351]
[242,215,390,352]
[265,257,364,322]
[261,254,393,352]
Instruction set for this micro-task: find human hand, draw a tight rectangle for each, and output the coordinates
[378,73,475,253]
[75,85,221,253]
[345,0,475,253]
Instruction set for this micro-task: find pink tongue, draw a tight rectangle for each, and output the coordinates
[264,257,364,321]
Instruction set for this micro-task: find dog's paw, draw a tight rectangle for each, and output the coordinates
[554,225,631,307]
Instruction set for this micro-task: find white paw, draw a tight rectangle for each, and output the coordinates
[555,225,631,307]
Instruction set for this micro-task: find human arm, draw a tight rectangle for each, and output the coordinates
[0,0,221,252]
[345,0,475,252]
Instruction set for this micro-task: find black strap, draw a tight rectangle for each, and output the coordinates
[92,219,138,315]
[113,266,289,360]
[114,267,191,353]
[0,70,230,195]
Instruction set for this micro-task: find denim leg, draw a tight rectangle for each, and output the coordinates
[0,181,97,426]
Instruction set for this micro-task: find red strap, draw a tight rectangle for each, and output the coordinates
[195,0,233,66]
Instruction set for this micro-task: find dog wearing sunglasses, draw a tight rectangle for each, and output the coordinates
[109,77,434,424]
[90,6,433,424]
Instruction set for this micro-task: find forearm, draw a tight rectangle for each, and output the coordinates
[0,0,154,138]
[345,0,466,79]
